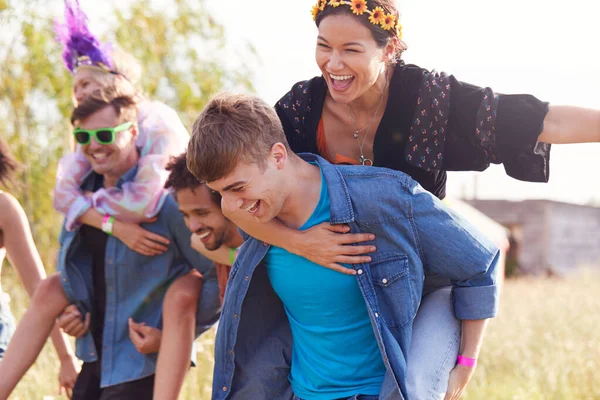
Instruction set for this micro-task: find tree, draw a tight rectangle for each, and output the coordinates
[0,0,255,268]
[112,0,256,128]
[0,0,73,266]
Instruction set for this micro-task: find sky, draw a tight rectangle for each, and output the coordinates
[78,0,600,204]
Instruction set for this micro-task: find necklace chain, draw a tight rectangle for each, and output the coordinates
[345,73,388,166]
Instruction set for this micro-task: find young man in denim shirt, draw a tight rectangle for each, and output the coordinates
[0,92,220,400]
[164,152,244,304]
[187,93,500,400]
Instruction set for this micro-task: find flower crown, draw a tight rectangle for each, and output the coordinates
[312,0,403,39]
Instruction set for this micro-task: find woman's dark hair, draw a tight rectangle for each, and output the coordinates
[315,0,407,61]
[0,137,19,187]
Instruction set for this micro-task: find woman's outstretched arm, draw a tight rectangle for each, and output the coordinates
[539,105,600,144]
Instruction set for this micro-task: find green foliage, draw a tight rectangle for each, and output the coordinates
[1,0,74,267]
[0,0,254,270]
[112,0,254,127]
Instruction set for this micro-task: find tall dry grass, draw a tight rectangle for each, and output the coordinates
[464,269,600,400]
[2,267,599,399]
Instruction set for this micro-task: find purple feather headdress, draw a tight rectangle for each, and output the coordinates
[54,0,115,74]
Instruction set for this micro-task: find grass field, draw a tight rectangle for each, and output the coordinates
[2,267,599,400]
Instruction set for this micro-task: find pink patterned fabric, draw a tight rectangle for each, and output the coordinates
[54,101,189,231]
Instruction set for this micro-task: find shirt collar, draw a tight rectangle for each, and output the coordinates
[80,156,140,191]
[297,153,355,224]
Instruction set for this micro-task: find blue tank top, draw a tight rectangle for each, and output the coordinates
[265,166,385,399]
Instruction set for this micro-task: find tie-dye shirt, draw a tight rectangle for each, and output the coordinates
[54,100,189,231]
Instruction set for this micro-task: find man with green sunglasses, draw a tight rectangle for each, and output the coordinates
[73,121,133,146]
[0,91,220,400]
[66,96,142,182]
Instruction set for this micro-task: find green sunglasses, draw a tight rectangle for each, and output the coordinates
[73,121,133,145]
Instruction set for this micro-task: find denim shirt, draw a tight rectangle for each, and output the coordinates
[212,154,499,400]
[56,165,221,388]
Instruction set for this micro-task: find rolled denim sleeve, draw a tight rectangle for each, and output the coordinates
[409,182,500,320]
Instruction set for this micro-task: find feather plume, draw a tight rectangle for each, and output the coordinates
[54,0,114,74]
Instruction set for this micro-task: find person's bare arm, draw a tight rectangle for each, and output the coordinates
[225,208,376,275]
[538,105,600,144]
[444,319,489,400]
[79,208,170,256]
[0,193,79,391]
[190,233,232,265]
[459,319,488,360]
[77,207,104,231]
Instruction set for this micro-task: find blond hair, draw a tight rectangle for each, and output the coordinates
[73,47,143,104]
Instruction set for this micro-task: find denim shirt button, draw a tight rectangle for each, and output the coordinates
[382,278,388,284]
[357,269,363,275]
[222,387,228,391]
[375,312,379,318]
[234,314,238,319]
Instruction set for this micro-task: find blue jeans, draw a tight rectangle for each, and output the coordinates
[0,290,16,361]
[407,286,460,400]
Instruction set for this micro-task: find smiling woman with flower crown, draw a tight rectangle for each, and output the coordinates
[207,0,600,399]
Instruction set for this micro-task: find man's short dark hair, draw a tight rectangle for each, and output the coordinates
[165,152,221,205]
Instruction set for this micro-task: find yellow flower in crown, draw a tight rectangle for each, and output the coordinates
[328,0,342,6]
[350,0,367,15]
[311,4,320,20]
[395,22,403,39]
[380,13,396,31]
[318,0,327,11]
[368,6,385,25]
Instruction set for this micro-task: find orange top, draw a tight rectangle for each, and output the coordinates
[316,118,360,166]
[215,262,233,305]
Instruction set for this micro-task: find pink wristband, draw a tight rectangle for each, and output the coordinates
[101,214,115,235]
[457,355,477,367]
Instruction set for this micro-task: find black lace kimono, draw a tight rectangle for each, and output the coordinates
[275,63,550,199]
